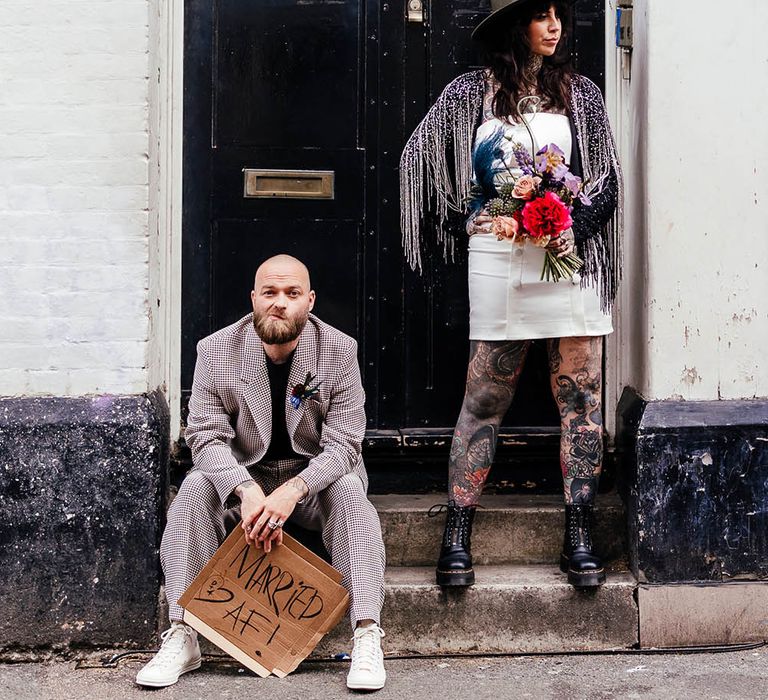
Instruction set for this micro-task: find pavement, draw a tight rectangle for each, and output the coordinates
[1,646,767,700]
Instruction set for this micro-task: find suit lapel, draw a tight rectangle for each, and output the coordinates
[285,320,319,443]
[240,322,272,449]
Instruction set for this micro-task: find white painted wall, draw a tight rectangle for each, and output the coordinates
[2,0,765,412]
[0,1,151,396]
[617,0,768,401]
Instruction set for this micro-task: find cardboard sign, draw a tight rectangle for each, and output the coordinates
[178,528,349,677]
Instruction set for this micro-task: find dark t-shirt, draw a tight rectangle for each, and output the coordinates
[262,351,301,462]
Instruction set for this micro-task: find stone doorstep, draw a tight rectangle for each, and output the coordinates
[372,493,626,566]
[190,564,638,660]
[638,581,768,648]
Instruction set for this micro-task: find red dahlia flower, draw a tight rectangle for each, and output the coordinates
[521,191,573,239]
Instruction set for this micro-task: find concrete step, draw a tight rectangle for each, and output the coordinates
[371,493,626,567]
[315,564,638,656]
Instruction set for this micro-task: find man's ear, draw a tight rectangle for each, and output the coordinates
[308,290,316,312]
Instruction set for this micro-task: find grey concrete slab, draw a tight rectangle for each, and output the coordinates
[315,565,638,655]
[0,393,168,650]
[2,648,767,700]
[639,581,768,648]
[372,493,626,567]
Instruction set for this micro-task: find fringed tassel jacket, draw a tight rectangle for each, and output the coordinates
[400,69,623,312]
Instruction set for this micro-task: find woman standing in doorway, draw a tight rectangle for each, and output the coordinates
[400,0,621,588]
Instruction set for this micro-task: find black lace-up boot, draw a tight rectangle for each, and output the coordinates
[560,504,605,588]
[432,501,477,587]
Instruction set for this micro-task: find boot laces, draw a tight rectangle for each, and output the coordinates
[569,507,593,548]
[428,500,478,548]
[350,625,385,673]
[149,625,195,668]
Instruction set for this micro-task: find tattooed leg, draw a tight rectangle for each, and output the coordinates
[547,337,604,505]
[448,340,531,506]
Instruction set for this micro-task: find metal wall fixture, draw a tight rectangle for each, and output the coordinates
[242,169,335,200]
[407,0,423,23]
[616,1,634,80]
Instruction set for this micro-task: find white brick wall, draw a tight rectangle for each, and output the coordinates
[616,0,768,401]
[0,1,150,396]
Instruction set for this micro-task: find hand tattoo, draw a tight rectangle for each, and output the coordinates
[286,476,309,498]
[236,479,257,498]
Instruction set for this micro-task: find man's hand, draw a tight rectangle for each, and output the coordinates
[237,479,267,543]
[243,476,309,553]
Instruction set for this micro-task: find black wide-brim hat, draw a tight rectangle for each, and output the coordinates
[472,0,545,42]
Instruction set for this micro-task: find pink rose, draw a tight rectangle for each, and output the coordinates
[512,175,542,201]
[491,215,519,241]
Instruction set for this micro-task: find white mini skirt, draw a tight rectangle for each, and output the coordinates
[468,234,613,341]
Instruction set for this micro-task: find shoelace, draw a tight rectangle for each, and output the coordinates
[350,626,384,672]
[569,507,593,548]
[149,626,194,667]
[427,500,483,518]
[428,501,481,547]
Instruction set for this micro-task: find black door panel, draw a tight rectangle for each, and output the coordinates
[212,219,362,337]
[211,149,364,218]
[183,0,607,487]
[213,0,363,149]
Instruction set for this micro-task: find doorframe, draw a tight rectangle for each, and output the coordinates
[151,0,184,441]
[603,0,623,443]
[155,1,626,446]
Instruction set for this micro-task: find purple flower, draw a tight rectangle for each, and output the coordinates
[511,141,535,175]
[535,143,567,177]
[563,171,583,196]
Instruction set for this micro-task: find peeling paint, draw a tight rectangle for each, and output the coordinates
[681,367,702,385]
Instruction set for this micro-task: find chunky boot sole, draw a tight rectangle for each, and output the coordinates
[436,567,475,587]
[560,554,605,588]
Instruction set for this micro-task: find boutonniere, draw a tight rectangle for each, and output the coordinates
[290,372,322,409]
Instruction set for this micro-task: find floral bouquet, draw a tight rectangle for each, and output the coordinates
[469,135,591,283]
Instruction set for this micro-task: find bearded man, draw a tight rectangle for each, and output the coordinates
[136,255,387,691]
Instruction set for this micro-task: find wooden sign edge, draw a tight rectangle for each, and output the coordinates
[177,528,351,677]
[281,590,351,675]
[183,610,273,678]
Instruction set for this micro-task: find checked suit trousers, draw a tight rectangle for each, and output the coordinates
[160,459,386,629]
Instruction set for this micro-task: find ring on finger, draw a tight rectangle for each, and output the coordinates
[267,520,279,530]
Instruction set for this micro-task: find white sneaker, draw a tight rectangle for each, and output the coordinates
[135,622,201,688]
[346,623,386,691]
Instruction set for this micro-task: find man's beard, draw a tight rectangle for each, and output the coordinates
[253,308,308,344]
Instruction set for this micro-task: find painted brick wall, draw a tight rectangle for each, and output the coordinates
[0,1,150,396]
[617,0,768,402]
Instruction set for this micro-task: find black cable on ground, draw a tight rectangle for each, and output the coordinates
[73,640,767,670]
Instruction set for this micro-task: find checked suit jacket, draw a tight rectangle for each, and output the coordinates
[185,312,367,506]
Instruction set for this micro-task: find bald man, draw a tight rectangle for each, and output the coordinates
[136,255,387,691]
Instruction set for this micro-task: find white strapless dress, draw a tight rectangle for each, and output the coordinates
[468,113,613,340]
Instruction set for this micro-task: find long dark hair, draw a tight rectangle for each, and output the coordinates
[478,0,574,119]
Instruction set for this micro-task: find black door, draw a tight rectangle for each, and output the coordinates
[182,0,607,490]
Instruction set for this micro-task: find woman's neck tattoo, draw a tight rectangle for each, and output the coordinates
[523,52,544,88]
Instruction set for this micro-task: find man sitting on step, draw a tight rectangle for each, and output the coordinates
[136,254,387,691]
